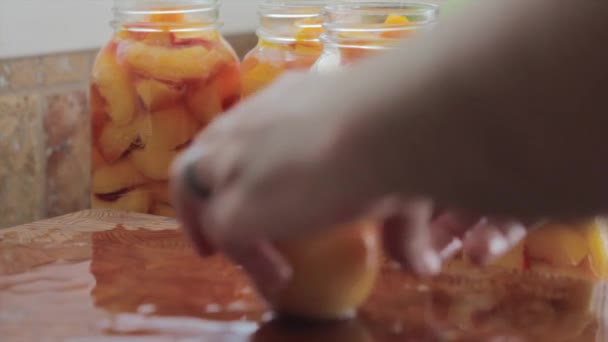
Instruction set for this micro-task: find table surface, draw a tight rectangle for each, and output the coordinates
[1,209,607,342]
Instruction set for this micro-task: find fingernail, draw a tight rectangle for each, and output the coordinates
[419,250,441,276]
[229,241,292,303]
[488,236,509,257]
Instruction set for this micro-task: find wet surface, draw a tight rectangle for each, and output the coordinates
[1,215,608,341]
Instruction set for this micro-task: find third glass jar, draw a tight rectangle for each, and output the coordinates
[90,0,241,217]
[241,0,325,97]
[312,1,438,73]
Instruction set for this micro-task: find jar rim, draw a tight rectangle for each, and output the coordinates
[321,1,438,49]
[256,0,324,44]
[111,0,221,32]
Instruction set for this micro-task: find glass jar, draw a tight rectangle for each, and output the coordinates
[241,0,325,97]
[312,2,438,73]
[90,0,241,217]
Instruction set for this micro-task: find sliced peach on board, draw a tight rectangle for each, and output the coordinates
[136,79,183,111]
[142,181,170,204]
[98,119,141,162]
[125,42,228,81]
[152,202,176,217]
[272,222,381,320]
[92,159,146,194]
[130,145,178,181]
[92,46,137,125]
[526,223,589,267]
[186,82,223,124]
[92,190,153,213]
[582,218,608,278]
[489,239,525,270]
[138,104,200,150]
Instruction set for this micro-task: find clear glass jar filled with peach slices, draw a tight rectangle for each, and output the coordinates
[312,2,438,73]
[90,0,241,217]
[241,0,325,97]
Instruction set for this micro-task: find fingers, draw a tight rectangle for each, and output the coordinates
[170,149,216,256]
[224,240,292,303]
[462,218,527,265]
[382,199,441,276]
[430,211,481,260]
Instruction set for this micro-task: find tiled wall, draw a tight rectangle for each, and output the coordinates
[0,32,257,229]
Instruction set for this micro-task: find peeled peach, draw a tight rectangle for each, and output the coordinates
[92,46,137,125]
[526,223,589,267]
[272,222,381,320]
[125,42,229,81]
[97,119,141,162]
[211,64,242,104]
[91,190,152,213]
[136,79,183,111]
[130,145,178,181]
[152,202,176,217]
[92,159,146,194]
[185,82,223,124]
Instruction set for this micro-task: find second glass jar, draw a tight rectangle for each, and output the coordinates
[241,0,325,97]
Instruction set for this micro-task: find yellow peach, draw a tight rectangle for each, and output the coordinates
[91,190,152,213]
[92,159,146,194]
[273,222,381,320]
[185,82,223,124]
[92,46,137,125]
[125,42,229,81]
[526,224,589,267]
[582,218,608,278]
[152,202,176,217]
[97,119,141,162]
[130,145,178,181]
[138,104,200,150]
[136,79,183,111]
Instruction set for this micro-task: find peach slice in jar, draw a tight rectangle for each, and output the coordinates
[136,78,184,111]
[152,202,176,217]
[142,181,170,204]
[138,104,200,150]
[124,42,229,82]
[92,159,147,195]
[92,44,137,125]
[97,118,141,163]
[130,146,178,181]
[186,81,223,124]
[92,146,107,171]
[92,190,153,213]
[272,222,381,320]
[241,58,286,97]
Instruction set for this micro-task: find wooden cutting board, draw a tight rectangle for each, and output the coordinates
[0,209,605,342]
